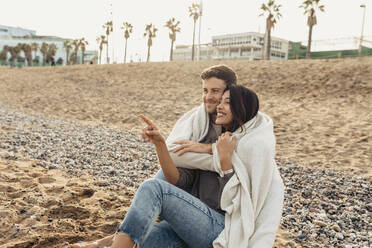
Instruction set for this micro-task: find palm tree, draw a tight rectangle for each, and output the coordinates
[259,0,282,60]
[188,3,201,61]
[40,42,49,66]
[25,44,33,66]
[63,40,72,65]
[71,39,80,64]
[31,42,39,65]
[9,44,22,67]
[144,23,158,62]
[20,43,33,66]
[121,22,133,63]
[79,38,89,64]
[102,21,113,64]
[96,35,107,65]
[0,45,9,65]
[47,43,58,65]
[165,18,181,61]
[300,0,325,59]
[20,43,27,66]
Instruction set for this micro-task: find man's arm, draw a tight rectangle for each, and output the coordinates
[169,151,215,171]
[171,140,212,156]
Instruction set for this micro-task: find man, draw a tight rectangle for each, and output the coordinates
[159,64,238,175]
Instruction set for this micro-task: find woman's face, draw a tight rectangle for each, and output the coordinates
[216,90,233,127]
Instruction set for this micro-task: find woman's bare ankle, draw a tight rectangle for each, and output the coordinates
[71,234,114,248]
[111,232,135,248]
[96,234,115,247]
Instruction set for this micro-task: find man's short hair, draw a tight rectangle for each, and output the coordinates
[200,65,237,87]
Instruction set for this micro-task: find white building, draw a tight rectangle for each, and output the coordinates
[212,32,288,60]
[173,32,289,61]
[0,25,70,64]
[173,43,213,61]
[0,25,97,65]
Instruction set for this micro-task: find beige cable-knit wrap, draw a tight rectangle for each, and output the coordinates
[166,104,284,248]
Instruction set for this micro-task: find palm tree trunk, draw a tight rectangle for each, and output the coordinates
[170,40,174,61]
[124,38,128,63]
[192,19,196,61]
[99,48,102,64]
[82,52,85,64]
[42,55,46,66]
[28,54,32,66]
[306,24,313,59]
[147,44,151,62]
[106,35,109,64]
[266,28,271,60]
[24,53,28,67]
[33,51,36,65]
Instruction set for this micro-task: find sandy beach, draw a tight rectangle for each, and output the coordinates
[0,58,371,247]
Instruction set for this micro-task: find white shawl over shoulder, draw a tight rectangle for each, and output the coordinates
[166,104,284,248]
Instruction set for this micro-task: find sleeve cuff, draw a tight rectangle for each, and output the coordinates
[223,168,234,175]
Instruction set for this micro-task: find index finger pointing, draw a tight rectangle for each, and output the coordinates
[139,114,154,126]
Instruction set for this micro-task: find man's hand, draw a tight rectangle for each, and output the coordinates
[172,140,212,156]
[139,114,165,145]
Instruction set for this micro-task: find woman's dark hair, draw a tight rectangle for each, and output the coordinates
[225,85,259,132]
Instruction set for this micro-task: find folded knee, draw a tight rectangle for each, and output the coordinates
[139,178,164,193]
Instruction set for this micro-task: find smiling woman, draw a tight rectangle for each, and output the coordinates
[216,85,259,132]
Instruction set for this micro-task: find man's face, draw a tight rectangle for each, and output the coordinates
[202,77,226,114]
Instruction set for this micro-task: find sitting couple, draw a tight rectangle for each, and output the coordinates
[73,65,284,248]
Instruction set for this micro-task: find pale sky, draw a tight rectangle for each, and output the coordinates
[1,0,371,62]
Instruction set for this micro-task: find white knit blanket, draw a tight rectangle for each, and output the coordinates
[166,104,284,248]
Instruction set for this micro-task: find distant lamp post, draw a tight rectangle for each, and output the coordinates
[359,4,366,56]
[197,0,203,61]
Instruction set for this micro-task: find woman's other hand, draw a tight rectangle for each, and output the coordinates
[216,132,236,171]
[139,114,165,144]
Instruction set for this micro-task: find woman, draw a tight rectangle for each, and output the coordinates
[73,85,283,248]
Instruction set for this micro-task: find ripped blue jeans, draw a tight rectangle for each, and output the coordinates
[117,170,225,248]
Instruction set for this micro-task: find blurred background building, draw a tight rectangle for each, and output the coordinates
[174,31,372,61]
[174,32,289,61]
[0,25,98,66]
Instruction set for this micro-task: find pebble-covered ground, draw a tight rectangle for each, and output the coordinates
[0,105,371,247]
[0,104,158,191]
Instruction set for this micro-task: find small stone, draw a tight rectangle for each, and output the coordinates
[286,241,295,247]
[315,220,327,227]
[309,207,320,213]
[143,161,150,168]
[348,233,356,240]
[335,233,344,240]
[296,234,307,240]
[317,212,327,221]
[366,203,372,212]
[332,224,341,232]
